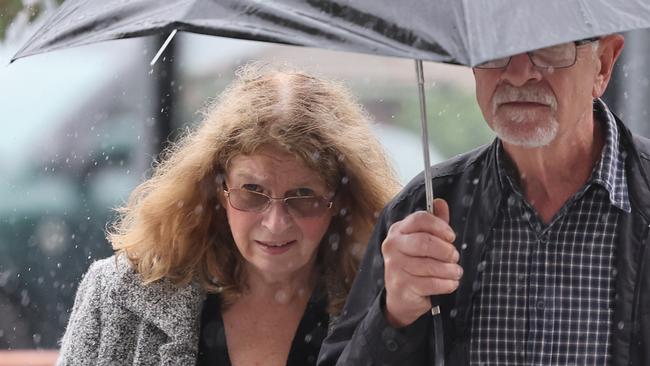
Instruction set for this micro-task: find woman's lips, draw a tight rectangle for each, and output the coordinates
[255,240,296,254]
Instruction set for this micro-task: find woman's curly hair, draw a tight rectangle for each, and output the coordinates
[108,62,400,315]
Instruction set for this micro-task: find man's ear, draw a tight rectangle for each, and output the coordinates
[593,34,625,98]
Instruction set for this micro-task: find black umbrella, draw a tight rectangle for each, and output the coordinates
[11,0,650,66]
[12,1,650,364]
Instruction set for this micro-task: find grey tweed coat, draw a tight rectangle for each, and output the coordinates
[57,256,206,366]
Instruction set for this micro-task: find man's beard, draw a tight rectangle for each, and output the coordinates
[490,84,559,148]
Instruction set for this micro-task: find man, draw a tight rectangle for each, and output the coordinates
[318,34,650,365]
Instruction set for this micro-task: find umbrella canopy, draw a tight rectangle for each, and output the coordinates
[12,0,650,66]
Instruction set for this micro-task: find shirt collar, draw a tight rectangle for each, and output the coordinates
[494,98,630,212]
[591,98,630,212]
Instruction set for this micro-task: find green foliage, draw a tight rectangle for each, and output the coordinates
[358,83,494,157]
[392,83,494,158]
[0,0,64,41]
[0,0,22,40]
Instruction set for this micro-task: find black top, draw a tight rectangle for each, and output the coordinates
[197,290,329,366]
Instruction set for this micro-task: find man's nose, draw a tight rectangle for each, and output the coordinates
[500,53,543,86]
[261,201,293,233]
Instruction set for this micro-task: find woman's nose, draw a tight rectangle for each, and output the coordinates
[260,200,293,233]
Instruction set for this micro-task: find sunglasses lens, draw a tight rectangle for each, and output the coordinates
[229,190,269,211]
[286,197,328,217]
[226,189,331,217]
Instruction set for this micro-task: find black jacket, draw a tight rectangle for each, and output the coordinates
[318,116,650,366]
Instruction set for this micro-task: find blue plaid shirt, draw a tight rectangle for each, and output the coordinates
[469,99,630,365]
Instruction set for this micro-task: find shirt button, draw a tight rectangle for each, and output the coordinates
[385,339,398,352]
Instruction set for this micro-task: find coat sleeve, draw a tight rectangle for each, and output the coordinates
[318,204,431,366]
[56,259,112,366]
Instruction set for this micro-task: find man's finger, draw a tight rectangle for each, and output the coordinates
[433,198,450,224]
[401,256,463,279]
[396,211,456,242]
[394,232,459,263]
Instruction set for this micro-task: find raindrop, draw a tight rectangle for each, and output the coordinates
[611,268,618,277]
[449,308,458,318]
[304,334,313,343]
[476,261,487,272]
[311,151,321,161]
[341,176,349,185]
[20,290,30,306]
[345,226,354,236]
[475,234,485,244]
[274,290,289,304]
[472,178,479,185]
[177,200,185,208]
[461,243,468,250]
[472,280,481,291]
[339,208,348,217]
[617,321,625,330]
[350,243,363,256]
[194,205,204,215]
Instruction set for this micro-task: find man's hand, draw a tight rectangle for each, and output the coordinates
[382,198,463,328]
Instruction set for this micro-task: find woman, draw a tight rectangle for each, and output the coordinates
[56,64,400,366]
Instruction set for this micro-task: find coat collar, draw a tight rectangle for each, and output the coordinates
[108,257,206,362]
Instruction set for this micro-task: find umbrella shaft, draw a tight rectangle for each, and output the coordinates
[415,60,434,215]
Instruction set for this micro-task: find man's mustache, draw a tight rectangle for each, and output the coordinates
[492,85,558,111]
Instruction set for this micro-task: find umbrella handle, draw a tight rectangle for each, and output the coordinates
[415,59,445,366]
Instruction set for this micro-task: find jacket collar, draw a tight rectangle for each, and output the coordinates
[108,257,206,360]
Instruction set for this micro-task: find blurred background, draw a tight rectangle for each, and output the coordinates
[0,0,648,359]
